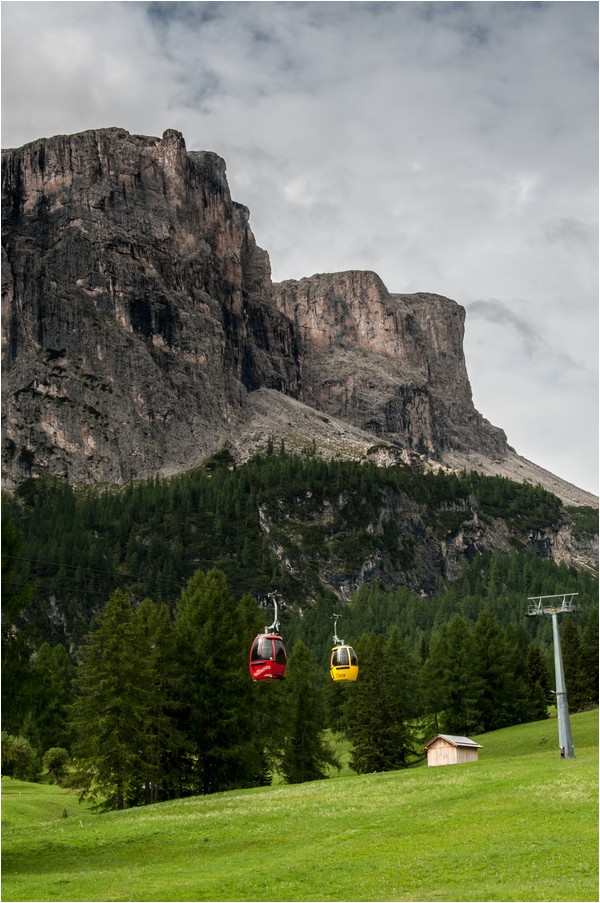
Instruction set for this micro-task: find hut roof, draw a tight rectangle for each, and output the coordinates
[423,734,483,750]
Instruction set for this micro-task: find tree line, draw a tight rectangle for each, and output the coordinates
[2,451,597,808]
[3,448,587,649]
[3,559,597,809]
[3,568,340,806]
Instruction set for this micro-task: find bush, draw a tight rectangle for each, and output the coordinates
[1,731,39,780]
[42,747,70,784]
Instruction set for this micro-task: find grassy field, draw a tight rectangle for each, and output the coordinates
[2,709,597,902]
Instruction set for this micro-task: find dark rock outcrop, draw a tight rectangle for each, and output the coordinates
[2,128,299,484]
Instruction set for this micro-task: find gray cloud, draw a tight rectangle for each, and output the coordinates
[545,217,598,254]
[466,300,547,360]
[1,1,597,493]
[464,298,591,376]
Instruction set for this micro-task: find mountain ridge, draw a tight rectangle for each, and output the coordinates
[1,127,597,509]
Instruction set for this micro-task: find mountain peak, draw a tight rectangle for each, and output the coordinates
[2,127,597,509]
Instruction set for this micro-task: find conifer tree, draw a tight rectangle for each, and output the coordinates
[472,607,528,731]
[580,609,599,706]
[418,624,448,732]
[347,632,418,774]
[31,642,75,754]
[420,616,483,735]
[70,589,155,810]
[383,626,420,760]
[560,617,588,713]
[173,569,267,794]
[524,642,552,721]
[130,598,186,803]
[279,640,339,784]
[1,510,35,734]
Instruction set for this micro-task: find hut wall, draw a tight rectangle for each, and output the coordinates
[455,747,479,764]
[426,740,458,767]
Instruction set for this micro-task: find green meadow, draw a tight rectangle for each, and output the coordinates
[2,709,597,902]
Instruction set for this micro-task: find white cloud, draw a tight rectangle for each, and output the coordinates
[1,0,597,494]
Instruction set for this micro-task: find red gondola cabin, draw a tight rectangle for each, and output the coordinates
[249,633,287,681]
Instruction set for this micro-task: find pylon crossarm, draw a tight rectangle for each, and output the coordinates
[527,593,578,616]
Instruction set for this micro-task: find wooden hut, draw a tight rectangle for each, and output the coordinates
[423,734,482,767]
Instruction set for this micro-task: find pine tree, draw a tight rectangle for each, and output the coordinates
[560,617,588,713]
[31,643,75,754]
[70,589,155,810]
[279,640,339,784]
[1,510,35,734]
[382,627,420,762]
[173,569,267,795]
[524,642,552,721]
[348,632,418,774]
[130,598,186,803]
[420,616,483,735]
[472,607,529,731]
[581,609,599,706]
[419,624,449,731]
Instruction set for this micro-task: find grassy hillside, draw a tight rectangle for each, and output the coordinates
[2,709,597,902]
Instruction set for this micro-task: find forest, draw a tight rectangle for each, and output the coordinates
[2,450,598,809]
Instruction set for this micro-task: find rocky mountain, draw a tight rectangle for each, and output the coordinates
[2,127,597,510]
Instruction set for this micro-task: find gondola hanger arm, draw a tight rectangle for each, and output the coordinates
[332,613,344,646]
[265,592,281,633]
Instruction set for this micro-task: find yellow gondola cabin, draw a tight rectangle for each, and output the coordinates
[330,643,359,681]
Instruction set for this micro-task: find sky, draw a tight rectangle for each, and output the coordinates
[1,1,598,495]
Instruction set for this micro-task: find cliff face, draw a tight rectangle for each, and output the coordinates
[272,271,506,460]
[2,128,299,484]
[1,127,596,511]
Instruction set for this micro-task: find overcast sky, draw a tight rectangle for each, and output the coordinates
[2,1,598,495]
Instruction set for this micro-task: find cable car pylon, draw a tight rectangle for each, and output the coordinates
[330,613,358,682]
[249,592,287,681]
[527,592,579,758]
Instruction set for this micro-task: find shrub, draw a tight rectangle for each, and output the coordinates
[42,747,70,784]
[1,731,39,780]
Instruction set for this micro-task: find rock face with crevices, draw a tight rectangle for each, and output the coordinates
[1,127,597,512]
[272,270,506,460]
[2,128,300,484]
